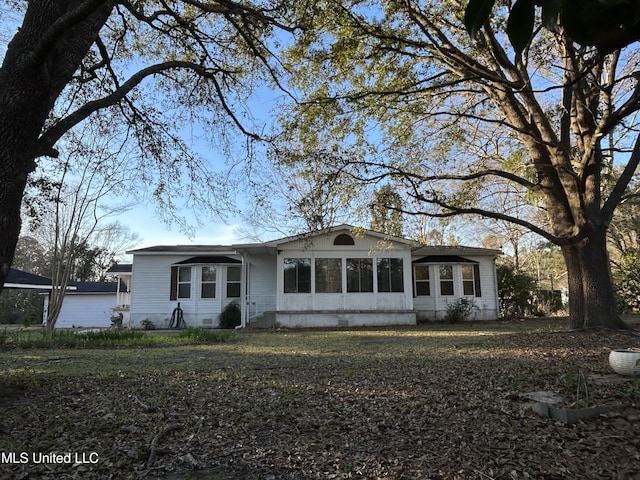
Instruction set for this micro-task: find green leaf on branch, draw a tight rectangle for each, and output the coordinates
[507,0,536,53]
[541,0,563,31]
[464,0,496,38]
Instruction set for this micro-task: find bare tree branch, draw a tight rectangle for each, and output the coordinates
[36,60,247,157]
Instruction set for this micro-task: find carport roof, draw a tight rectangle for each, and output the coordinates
[4,268,76,291]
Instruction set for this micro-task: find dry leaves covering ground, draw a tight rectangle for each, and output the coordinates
[1,318,640,480]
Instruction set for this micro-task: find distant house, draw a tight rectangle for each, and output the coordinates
[4,268,129,328]
[114,225,501,329]
[2,268,67,324]
[43,281,126,329]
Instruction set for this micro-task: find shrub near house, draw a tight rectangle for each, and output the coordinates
[219,302,241,329]
[496,264,539,319]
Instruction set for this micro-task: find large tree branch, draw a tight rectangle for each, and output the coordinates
[403,3,576,227]
[410,169,539,191]
[333,157,540,198]
[600,71,640,136]
[36,60,253,157]
[395,0,527,91]
[408,192,587,246]
[29,0,115,68]
[602,131,640,223]
[334,155,585,244]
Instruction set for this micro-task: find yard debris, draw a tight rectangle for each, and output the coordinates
[519,390,565,404]
[131,393,156,413]
[1,317,639,479]
[147,424,182,466]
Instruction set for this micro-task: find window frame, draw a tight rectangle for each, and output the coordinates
[346,258,374,293]
[333,233,355,245]
[377,257,404,293]
[414,264,431,296]
[439,264,454,296]
[283,258,312,293]
[177,266,192,299]
[200,265,217,299]
[461,264,475,296]
[466,264,482,297]
[315,258,343,293]
[226,266,242,298]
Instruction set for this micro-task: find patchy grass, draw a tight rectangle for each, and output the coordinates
[1,318,639,480]
[178,327,236,343]
[0,327,236,350]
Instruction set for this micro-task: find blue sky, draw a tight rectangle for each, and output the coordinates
[117,84,288,250]
[120,206,247,248]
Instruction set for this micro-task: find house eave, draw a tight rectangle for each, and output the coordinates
[412,246,502,257]
[127,245,238,256]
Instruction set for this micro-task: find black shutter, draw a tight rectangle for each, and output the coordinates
[170,266,178,300]
[474,264,482,297]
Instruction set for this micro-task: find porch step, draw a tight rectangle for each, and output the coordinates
[248,311,277,329]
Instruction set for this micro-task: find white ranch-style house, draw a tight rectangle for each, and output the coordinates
[115,225,501,329]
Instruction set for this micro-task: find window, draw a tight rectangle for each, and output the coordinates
[462,265,476,296]
[439,265,454,296]
[462,264,482,297]
[284,258,311,293]
[346,258,374,292]
[414,265,430,296]
[226,266,241,298]
[177,266,192,299]
[315,258,342,293]
[201,266,216,298]
[377,258,404,292]
[334,233,355,245]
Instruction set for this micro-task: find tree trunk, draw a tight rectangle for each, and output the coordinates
[0,169,25,291]
[0,0,113,293]
[562,229,627,330]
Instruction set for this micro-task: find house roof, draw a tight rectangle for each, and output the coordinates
[4,268,127,294]
[106,264,132,273]
[127,245,237,255]
[413,255,479,264]
[412,245,502,257]
[128,225,412,256]
[173,256,241,265]
[4,268,81,291]
[4,268,54,289]
[125,226,502,258]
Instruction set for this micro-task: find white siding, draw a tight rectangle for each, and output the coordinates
[129,254,241,328]
[412,256,498,321]
[245,253,277,319]
[130,255,179,328]
[45,294,116,328]
[276,311,416,328]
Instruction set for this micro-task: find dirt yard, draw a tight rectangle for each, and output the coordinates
[1,318,639,479]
